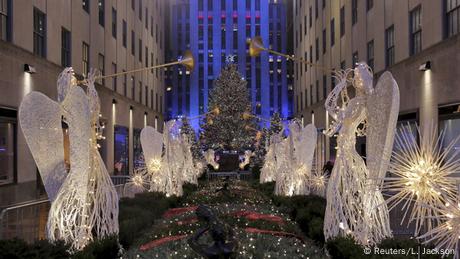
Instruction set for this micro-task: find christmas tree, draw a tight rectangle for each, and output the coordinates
[180,117,202,160]
[200,64,256,150]
[269,112,283,136]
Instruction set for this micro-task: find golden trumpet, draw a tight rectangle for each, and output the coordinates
[78,50,194,84]
[248,36,330,72]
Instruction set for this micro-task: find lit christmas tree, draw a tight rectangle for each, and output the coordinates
[200,64,256,151]
[180,117,202,160]
[269,112,283,137]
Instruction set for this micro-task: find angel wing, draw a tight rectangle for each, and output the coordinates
[19,92,67,201]
[366,71,400,180]
[296,124,317,171]
[140,126,164,166]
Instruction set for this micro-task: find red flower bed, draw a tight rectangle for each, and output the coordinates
[245,227,304,242]
[139,234,188,251]
[233,211,285,224]
[162,206,198,218]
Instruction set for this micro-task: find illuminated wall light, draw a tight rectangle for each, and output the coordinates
[24,64,36,74]
[419,61,431,71]
[311,111,315,125]
[144,112,148,127]
[23,73,32,97]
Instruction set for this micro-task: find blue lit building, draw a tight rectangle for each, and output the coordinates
[166,0,293,129]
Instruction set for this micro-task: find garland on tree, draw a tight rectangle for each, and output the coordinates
[200,64,256,151]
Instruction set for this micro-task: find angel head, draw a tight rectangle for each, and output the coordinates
[57,67,76,103]
[353,62,374,96]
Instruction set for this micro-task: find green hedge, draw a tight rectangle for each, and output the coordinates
[0,236,119,259]
[118,183,197,249]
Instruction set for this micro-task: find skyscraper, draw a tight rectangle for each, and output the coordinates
[166,0,293,129]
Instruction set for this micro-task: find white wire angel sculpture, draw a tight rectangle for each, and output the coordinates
[323,62,399,245]
[260,128,285,183]
[19,68,118,251]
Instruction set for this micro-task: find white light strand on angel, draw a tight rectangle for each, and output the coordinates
[260,130,284,183]
[323,63,399,246]
[19,68,118,251]
[385,123,460,237]
[274,120,317,196]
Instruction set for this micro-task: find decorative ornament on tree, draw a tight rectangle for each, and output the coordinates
[385,123,460,236]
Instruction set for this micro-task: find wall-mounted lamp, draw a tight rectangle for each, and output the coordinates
[112,99,117,104]
[419,61,431,71]
[24,64,36,74]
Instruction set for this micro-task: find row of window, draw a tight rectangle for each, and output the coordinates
[198,0,261,11]
[82,0,162,23]
[295,0,459,67]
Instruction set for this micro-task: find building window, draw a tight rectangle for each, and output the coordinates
[340,60,345,70]
[255,0,260,10]
[330,19,335,46]
[367,0,373,11]
[315,37,319,61]
[315,0,318,19]
[145,46,148,67]
[340,6,345,37]
[114,126,129,175]
[33,8,46,57]
[385,25,395,68]
[82,42,89,76]
[352,51,358,68]
[304,52,308,72]
[131,0,135,10]
[446,0,460,37]
[309,45,313,63]
[323,74,327,99]
[0,108,16,185]
[322,29,326,54]
[145,86,148,105]
[133,128,142,168]
[367,40,374,71]
[304,16,307,34]
[82,0,90,13]
[112,62,117,91]
[98,53,104,84]
[150,89,153,109]
[323,0,326,9]
[0,0,10,41]
[150,16,153,36]
[352,0,358,25]
[123,71,127,96]
[138,0,142,20]
[138,39,142,62]
[139,81,142,102]
[98,0,105,27]
[131,30,135,55]
[145,8,148,28]
[309,7,312,27]
[198,0,203,10]
[111,8,117,38]
[410,6,422,56]
[131,76,135,99]
[61,28,71,67]
[315,80,319,103]
[122,20,127,47]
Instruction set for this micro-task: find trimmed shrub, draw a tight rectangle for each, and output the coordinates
[73,235,119,259]
[326,236,366,259]
[0,238,70,259]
